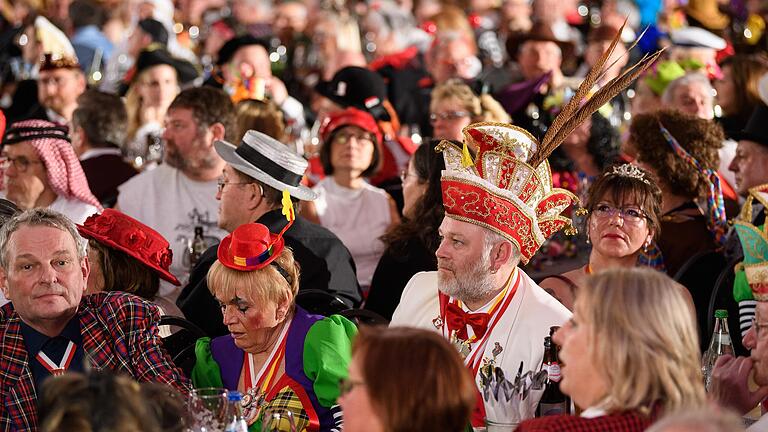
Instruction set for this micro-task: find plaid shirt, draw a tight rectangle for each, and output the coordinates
[516,411,654,432]
[0,292,191,431]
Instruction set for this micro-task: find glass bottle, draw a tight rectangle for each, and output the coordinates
[189,226,207,269]
[536,326,570,416]
[224,391,249,432]
[702,309,735,391]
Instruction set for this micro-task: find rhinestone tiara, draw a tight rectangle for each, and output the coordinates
[607,164,651,185]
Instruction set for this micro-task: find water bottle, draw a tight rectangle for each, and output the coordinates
[702,309,735,391]
[225,391,249,432]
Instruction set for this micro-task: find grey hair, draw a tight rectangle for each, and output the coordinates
[364,1,418,50]
[661,72,714,105]
[645,409,745,432]
[0,208,88,270]
[482,229,521,267]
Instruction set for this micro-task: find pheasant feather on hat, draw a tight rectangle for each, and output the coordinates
[437,18,664,264]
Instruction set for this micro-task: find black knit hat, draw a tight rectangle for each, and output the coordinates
[216,35,270,66]
[315,66,391,121]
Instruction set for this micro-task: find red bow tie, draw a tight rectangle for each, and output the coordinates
[445,303,490,340]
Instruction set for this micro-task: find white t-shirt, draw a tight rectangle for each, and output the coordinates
[312,178,391,290]
[49,195,99,224]
[0,192,97,224]
[117,164,226,300]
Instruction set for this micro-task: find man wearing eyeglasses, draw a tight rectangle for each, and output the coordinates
[0,119,100,224]
[176,129,362,337]
[711,217,768,430]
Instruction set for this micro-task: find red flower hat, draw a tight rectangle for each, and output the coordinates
[217,223,285,271]
[78,209,179,285]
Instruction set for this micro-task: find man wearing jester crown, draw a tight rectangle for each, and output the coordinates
[391,21,664,425]
[391,122,574,427]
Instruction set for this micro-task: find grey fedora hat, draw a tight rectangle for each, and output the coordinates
[214,130,318,201]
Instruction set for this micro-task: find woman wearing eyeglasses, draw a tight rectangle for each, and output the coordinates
[303,108,400,293]
[339,326,476,432]
[192,222,356,431]
[539,164,663,310]
[429,80,509,142]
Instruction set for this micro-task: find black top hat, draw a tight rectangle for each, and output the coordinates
[119,45,199,95]
[315,66,391,121]
[216,35,270,66]
[735,104,768,147]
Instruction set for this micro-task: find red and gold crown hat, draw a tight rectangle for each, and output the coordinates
[437,122,578,264]
[436,18,664,264]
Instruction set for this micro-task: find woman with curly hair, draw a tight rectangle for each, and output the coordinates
[365,140,446,319]
[632,109,726,276]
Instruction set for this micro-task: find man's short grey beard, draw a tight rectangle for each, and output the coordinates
[438,250,497,306]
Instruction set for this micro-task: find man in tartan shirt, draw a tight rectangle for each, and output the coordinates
[0,208,190,431]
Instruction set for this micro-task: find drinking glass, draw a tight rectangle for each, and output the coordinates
[188,387,229,432]
[260,408,297,432]
[486,419,519,432]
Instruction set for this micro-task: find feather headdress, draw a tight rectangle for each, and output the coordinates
[438,19,663,263]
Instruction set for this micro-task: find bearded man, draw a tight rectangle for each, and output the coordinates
[116,87,233,301]
[391,124,573,427]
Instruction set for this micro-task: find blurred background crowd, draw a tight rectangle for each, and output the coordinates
[0,0,767,430]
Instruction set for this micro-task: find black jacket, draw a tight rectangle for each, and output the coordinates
[176,210,361,337]
[365,237,436,320]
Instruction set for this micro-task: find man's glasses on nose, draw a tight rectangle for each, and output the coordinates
[429,110,470,124]
[216,178,251,193]
[752,318,768,338]
[0,155,43,173]
[592,203,648,224]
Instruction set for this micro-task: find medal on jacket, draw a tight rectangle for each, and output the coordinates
[36,341,76,376]
[451,332,473,359]
[241,321,291,424]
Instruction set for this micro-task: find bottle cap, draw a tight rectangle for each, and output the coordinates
[227,391,243,402]
[715,309,728,319]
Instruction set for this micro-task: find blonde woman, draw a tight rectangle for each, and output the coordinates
[192,222,356,431]
[518,268,706,431]
[123,47,197,164]
[429,80,510,142]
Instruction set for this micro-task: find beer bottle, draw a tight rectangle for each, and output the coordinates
[536,326,570,417]
[189,226,207,269]
[702,309,735,391]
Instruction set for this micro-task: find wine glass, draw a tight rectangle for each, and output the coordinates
[260,408,297,432]
[188,387,229,432]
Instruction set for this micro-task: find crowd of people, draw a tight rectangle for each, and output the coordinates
[1,0,768,430]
